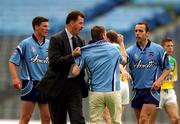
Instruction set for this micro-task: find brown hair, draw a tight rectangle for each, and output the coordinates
[161,38,173,46]
[91,25,105,41]
[66,10,84,24]
[106,30,118,43]
[32,16,48,30]
[136,22,150,32]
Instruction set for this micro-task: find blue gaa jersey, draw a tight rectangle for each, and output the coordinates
[9,34,49,81]
[127,41,170,89]
[76,41,123,92]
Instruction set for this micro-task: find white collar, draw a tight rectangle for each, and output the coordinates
[65,28,73,39]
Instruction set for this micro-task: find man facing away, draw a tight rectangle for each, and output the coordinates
[9,16,50,124]
[71,25,127,124]
[126,22,170,124]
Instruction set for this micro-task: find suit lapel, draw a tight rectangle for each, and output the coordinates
[61,30,84,54]
[62,30,72,54]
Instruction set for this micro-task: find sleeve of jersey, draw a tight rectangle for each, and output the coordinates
[161,49,170,70]
[126,48,131,64]
[173,59,177,81]
[75,55,84,71]
[9,41,25,66]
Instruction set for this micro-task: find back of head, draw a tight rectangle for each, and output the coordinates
[66,10,84,24]
[106,30,118,43]
[91,25,105,41]
[32,16,48,30]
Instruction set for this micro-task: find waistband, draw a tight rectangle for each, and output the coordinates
[161,88,173,93]
[22,80,39,85]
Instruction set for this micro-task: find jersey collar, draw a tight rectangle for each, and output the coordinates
[136,40,151,51]
[32,34,45,46]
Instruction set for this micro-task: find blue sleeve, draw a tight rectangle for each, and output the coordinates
[159,47,170,70]
[75,56,84,71]
[126,47,131,64]
[9,41,25,66]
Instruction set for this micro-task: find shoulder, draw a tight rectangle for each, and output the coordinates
[126,44,136,52]
[45,38,49,42]
[44,38,50,45]
[49,31,67,45]
[170,56,177,63]
[50,30,67,40]
[19,36,33,46]
[150,42,164,50]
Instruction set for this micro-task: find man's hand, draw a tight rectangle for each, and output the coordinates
[71,64,81,77]
[121,70,132,81]
[117,34,124,44]
[151,80,161,90]
[72,47,81,57]
[12,78,22,89]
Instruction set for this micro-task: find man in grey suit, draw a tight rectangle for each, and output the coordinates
[37,10,86,124]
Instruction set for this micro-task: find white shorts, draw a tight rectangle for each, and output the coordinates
[159,89,177,108]
[120,81,129,105]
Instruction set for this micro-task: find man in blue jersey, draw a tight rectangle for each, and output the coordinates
[71,25,127,124]
[9,16,50,124]
[126,22,170,124]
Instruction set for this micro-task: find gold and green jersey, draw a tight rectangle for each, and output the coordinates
[161,56,177,89]
[120,73,128,83]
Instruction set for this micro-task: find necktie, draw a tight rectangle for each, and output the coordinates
[71,36,77,50]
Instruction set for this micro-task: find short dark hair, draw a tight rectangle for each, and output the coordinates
[106,30,118,43]
[136,22,150,32]
[91,25,105,41]
[66,10,84,24]
[32,16,48,30]
[161,38,173,46]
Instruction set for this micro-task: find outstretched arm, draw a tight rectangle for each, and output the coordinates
[118,34,127,65]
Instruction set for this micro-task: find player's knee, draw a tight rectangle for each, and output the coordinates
[171,115,179,124]
[20,114,32,123]
[139,115,149,124]
[41,113,51,124]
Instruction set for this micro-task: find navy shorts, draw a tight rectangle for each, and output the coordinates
[21,80,48,104]
[131,88,160,109]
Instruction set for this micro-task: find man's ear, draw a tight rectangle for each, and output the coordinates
[146,31,150,38]
[102,33,106,40]
[34,25,39,31]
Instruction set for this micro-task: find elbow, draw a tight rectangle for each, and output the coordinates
[121,56,127,65]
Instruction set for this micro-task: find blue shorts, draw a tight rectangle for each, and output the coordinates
[21,80,48,104]
[131,88,160,109]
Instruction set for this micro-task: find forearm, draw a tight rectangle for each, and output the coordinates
[9,62,19,80]
[119,42,127,65]
[158,69,170,84]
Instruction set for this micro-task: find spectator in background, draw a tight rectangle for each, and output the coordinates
[9,16,50,124]
[37,11,86,124]
[149,38,179,124]
[126,22,170,124]
[71,25,127,124]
